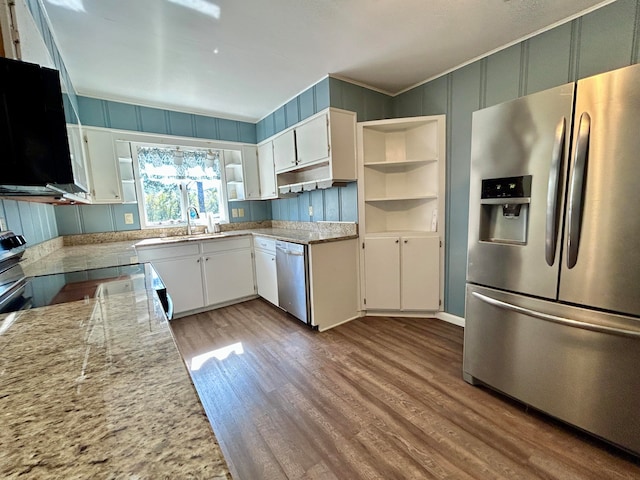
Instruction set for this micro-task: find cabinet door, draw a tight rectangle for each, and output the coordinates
[273,130,296,172]
[241,145,261,199]
[364,237,400,310]
[66,125,90,193]
[401,236,439,311]
[152,257,205,314]
[84,129,123,203]
[255,249,278,305]
[296,114,329,166]
[257,141,277,199]
[203,250,255,305]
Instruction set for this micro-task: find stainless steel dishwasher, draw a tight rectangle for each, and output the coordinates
[275,240,311,325]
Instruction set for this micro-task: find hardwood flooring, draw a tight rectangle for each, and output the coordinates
[170,299,640,480]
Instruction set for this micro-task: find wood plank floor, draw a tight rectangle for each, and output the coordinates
[170,299,640,480]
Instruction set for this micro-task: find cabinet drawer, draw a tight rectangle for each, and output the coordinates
[253,236,276,253]
[202,236,251,253]
[136,243,200,261]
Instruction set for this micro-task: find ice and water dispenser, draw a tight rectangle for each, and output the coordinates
[478,175,532,245]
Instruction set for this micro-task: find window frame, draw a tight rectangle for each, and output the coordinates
[131,141,229,229]
[107,130,247,230]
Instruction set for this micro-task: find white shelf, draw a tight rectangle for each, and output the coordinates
[365,194,437,202]
[363,158,437,168]
[358,115,444,236]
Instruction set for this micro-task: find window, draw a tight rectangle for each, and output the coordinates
[132,143,227,228]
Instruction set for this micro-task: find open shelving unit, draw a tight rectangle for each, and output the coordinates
[357,115,446,314]
[223,150,245,201]
[115,140,137,204]
[358,117,445,235]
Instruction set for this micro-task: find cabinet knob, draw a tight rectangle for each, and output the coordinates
[395,239,399,244]
[404,240,408,244]
[197,258,200,263]
[206,257,210,261]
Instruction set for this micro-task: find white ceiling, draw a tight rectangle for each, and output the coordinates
[41,0,614,122]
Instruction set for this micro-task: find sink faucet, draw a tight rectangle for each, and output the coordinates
[186,205,199,235]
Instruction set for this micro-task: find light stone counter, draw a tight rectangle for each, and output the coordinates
[135,227,357,248]
[21,240,139,277]
[0,284,232,478]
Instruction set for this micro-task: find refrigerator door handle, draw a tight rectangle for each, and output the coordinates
[566,112,591,269]
[471,291,640,338]
[545,117,566,266]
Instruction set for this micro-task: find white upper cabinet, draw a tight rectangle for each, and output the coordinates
[257,141,277,199]
[295,113,329,166]
[241,145,261,200]
[84,128,123,203]
[274,108,357,194]
[66,124,90,195]
[224,147,260,201]
[273,129,296,173]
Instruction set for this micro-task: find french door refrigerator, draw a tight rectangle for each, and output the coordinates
[464,62,640,456]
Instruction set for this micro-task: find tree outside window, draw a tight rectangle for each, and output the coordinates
[134,145,225,227]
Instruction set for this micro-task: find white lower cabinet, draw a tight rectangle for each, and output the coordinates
[308,239,360,331]
[363,235,440,312]
[154,256,205,313]
[136,237,256,317]
[203,247,255,305]
[253,236,278,305]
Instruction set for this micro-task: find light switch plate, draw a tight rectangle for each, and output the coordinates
[308,206,313,216]
[238,208,244,217]
[0,218,6,231]
[124,213,134,225]
[231,208,238,218]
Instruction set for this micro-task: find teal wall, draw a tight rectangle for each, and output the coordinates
[329,78,394,122]
[76,97,256,144]
[271,182,358,223]
[393,0,640,317]
[0,200,58,244]
[256,78,330,143]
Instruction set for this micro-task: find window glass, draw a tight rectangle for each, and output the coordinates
[134,145,224,227]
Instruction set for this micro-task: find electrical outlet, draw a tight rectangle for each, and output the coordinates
[308,205,313,216]
[124,213,134,225]
[231,208,238,218]
[238,208,244,217]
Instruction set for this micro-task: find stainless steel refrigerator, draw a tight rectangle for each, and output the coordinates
[464,62,640,456]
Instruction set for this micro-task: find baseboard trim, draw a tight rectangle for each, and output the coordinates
[436,311,465,328]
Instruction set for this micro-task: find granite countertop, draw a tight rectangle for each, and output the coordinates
[21,240,139,277]
[135,227,357,248]
[0,277,232,478]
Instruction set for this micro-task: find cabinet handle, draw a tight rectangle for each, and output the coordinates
[206,257,210,261]
[197,258,200,263]
[395,239,399,244]
[404,240,408,244]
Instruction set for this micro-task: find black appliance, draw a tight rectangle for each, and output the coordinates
[0,232,172,319]
[0,56,87,198]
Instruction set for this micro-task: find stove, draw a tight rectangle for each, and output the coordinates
[0,232,171,318]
